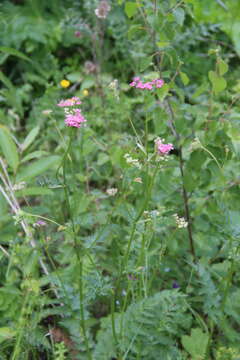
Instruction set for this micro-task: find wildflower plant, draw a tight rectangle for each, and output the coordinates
[0,1,240,359]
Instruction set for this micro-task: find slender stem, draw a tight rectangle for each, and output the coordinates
[61,130,91,360]
[167,100,196,261]
[178,147,196,261]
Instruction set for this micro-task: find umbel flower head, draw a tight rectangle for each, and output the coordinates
[57,97,87,128]
[155,138,174,155]
[130,77,164,91]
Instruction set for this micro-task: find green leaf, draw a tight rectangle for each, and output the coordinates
[156,84,169,101]
[17,156,61,182]
[21,151,48,163]
[208,70,226,94]
[173,7,185,26]
[139,56,153,72]
[15,187,54,197]
[157,41,170,48]
[0,126,19,173]
[0,327,15,343]
[217,59,228,76]
[125,2,138,18]
[0,47,31,62]
[180,71,189,85]
[181,328,209,360]
[21,126,40,151]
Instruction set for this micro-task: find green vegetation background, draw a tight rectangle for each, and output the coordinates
[0,0,240,359]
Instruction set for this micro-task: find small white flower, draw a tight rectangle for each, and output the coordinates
[106,188,118,196]
[12,182,26,191]
[173,214,188,228]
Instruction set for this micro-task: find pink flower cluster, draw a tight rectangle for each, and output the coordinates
[57,97,87,128]
[155,138,174,155]
[130,77,164,90]
[57,97,82,107]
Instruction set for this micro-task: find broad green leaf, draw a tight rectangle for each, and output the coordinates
[140,56,153,72]
[192,82,208,98]
[21,126,40,151]
[173,7,185,26]
[157,41,170,48]
[125,2,138,18]
[217,58,228,76]
[181,328,209,360]
[0,71,23,115]
[180,71,189,85]
[67,72,82,82]
[15,187,54,197]
[0,327,15,343]
[208,70,226,94]
[21,151,48,163]
[0,47,31,62]
[156,84,169,101]
[0,125,19,172]
[17,156,61,182]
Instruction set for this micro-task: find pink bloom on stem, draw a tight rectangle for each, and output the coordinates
[57,97,87,128]
[57,97,81,107]
[155,138,174,155]
[129,77,164,91]
[65,109,87,128]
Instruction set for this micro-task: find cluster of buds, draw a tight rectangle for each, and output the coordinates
[57,97,87,128]
[106,188,118,196]
[173,214,188,228]
[12,182,26,191]
[95,1,111,19]
[124,153,142,169]
[130,77,164,91]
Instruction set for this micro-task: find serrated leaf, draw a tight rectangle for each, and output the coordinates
[0,125,19,172]
[208,71,226,94]
[181,328,209,360]
[125,2,138,18]
[21,126,40,151]
[17,156,61,182]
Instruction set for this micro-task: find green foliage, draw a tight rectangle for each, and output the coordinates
[181,328,209,360]
[0,0,240,359]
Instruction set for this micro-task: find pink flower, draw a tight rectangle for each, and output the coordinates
[65,109,87,128]
[57,97,87,128]
[129,77,164,91]
[57,97,81,107]
[75,31,82,38]
[155,138,173,155]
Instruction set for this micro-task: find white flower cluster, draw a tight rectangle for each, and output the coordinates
[124,153,142,169]
[106,188,118,196]
[12,182,26,191]
[173,214,188,228]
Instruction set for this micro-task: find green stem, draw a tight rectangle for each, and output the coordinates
[61,129,92,360]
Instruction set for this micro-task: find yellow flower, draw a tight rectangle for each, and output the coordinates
[60,79,70,88]
[83,89,89,97]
